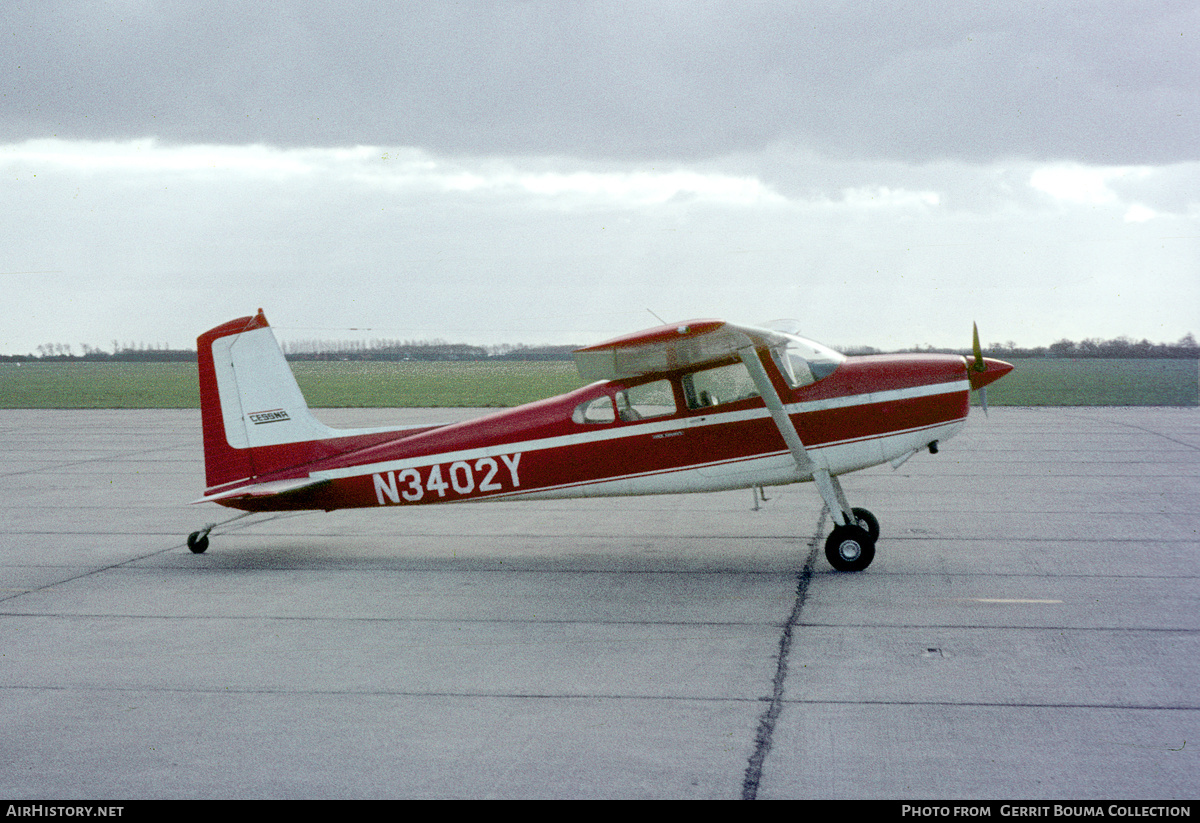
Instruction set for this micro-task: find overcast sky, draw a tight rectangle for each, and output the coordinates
[3,0,1198,355]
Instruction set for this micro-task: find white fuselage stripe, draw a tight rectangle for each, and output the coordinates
[313,379,968,482]
[392,417,966,504]
[499,422,964,499]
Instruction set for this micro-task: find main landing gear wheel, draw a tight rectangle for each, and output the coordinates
[825,524,876,572]
[851,507,879,541]
[187,531,210,554]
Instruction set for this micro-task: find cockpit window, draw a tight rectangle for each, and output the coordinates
[771,334,845,388]
[683,362,759,410]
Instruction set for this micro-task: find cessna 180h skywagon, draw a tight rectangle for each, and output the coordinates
[188,310,1012,571]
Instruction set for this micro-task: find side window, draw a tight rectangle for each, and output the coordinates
[615,380,676,421]
[683,362,760,410]
[573,396,615,424]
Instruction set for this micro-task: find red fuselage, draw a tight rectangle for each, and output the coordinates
[213,352,996,513]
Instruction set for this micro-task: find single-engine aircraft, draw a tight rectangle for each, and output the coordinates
[187,310,1012,571]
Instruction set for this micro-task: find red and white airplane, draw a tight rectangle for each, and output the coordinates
[188,310,1012,571]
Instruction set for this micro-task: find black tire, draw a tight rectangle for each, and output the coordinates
[187,532,209,554]
[851,507,880,540]
[824,525,875,572]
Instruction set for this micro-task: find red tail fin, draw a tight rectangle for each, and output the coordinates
[196,309,361,491]
[197,310,270,489]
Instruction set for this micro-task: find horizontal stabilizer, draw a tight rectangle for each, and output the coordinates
[192,477,329,505]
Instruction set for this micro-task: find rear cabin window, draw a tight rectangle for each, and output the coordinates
[572,380,677,424]
[682,362,759,410]
[573,395,615,424]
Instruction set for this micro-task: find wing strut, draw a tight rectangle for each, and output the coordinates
[737,346,853,527]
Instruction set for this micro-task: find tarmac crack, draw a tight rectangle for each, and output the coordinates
[1056,409,1200,452]
[0,444,191,478]
[740,507,825,800]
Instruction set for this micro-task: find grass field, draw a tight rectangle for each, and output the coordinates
[977,358,1198,407]
[0,361,586,409]
[0,358,1196,409]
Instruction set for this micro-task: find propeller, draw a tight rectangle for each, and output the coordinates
[967,323,1014,416]
[972,322,989,415]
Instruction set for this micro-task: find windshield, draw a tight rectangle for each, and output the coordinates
[770,333,846,388]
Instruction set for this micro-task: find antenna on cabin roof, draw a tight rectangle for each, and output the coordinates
[646,308,668,325]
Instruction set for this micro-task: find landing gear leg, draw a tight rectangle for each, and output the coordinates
[813,470,879,572]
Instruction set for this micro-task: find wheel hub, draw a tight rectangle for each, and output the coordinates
[838,538,862,562]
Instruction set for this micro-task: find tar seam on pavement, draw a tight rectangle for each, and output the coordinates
[741,507,827,799]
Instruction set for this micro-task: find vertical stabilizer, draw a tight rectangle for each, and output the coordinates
[197,310,342,489]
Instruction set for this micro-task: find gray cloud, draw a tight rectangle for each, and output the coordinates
[4,2,1197,356]
[2,141,1196,355]
[7,1,1198,164]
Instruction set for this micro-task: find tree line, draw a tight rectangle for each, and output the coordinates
[279,338,581,361]
[6,341,197,362]
[837,333,1199,360]
[962,333,1197,360]
[0,338,581,362]
[4,333,1197,363]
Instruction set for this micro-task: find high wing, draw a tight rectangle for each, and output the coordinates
[574,319,824,494]
[573,319,793,382]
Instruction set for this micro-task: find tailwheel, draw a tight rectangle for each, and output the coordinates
[825,524,876,572]
[185,512,254,554]
[187,531,210,554]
